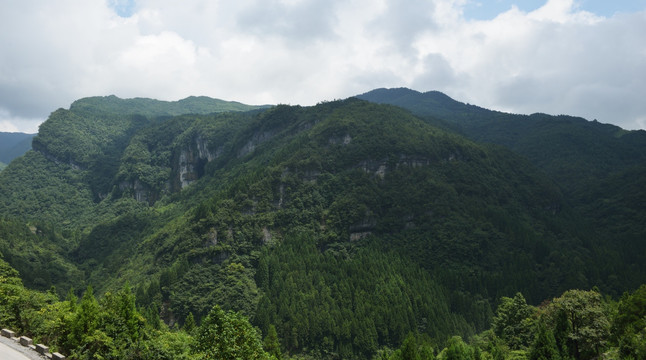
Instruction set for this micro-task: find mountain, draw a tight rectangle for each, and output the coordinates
[0,131,35,165]
[357,88,646,195]
[0,92,644,358]
[358,88,646,293]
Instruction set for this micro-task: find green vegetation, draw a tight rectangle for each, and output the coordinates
[0,91,644,358]
[359,88,646,293]
[0,256,272,359]
[69,95,266,117]
[2,253,645,359]
[0,218,82,295]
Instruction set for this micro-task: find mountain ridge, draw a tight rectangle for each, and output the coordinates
[0,89,644,358]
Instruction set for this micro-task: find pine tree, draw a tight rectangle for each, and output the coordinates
[529,320,561,360]
[183,312,196,334]
[263,324,282,359]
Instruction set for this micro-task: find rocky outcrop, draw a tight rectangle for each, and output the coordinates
[238,130,274,158]
[119,179,154,204]
[349,213,377,241]
[357,153,461,179]
[328,134,352,145]
[175,136,219,189]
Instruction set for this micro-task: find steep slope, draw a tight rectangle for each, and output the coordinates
[85,99,619,357]
[358,88,646,291]
[0,218,83,294]
[0,96,265,227]
[357,88,646,195]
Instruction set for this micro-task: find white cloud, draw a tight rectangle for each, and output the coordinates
[0,0,644,132]
[0,108,42,133]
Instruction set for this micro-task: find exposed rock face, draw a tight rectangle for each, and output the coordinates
[357,153,460,180]
[262,227,272,243]
[328,134,352,145]
[238,130,274,158]
[176,136,217,189]
[34,146,83,170]
[119,179,156,204]
[349,213,377,241]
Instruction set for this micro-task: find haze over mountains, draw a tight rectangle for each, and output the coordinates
[0,88,644,359]
[0,132,35,169]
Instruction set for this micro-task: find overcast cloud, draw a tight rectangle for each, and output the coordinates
[1,0,645,133]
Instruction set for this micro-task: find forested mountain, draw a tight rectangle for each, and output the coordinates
[0,92,644,359]
[0,131,35,165]
[359,87,646,294]
[357,88,646,196]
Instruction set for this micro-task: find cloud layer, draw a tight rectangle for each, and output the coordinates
[1,0,645,132]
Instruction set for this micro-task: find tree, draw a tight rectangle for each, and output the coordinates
[183,312,196,334]
[442,336,472,360]
[614,284,646,338]
[529,320,561,360]
[192,305,269,360]
[70,286,100,348]
[546,289,610,360]
[492,292,536,350]
[263,324,282,359]
[400,332,420,360]
[614,285,646,359]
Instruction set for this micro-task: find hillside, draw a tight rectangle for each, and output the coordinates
[0,93,644,358]
[0,131,35,164]
[357,88,646,195]
[358,88,646,294]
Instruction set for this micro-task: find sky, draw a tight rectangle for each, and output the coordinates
[1,0,645,133]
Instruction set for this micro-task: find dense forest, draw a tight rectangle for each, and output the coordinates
[0,91,644,359]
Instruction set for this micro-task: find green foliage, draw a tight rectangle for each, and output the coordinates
[388,332,436,360]
[263,324,283,359]
[0,91,645,360]
[614,285,646,359]
[544,289,610,359]
[528,321,560,360]
[0,218,83,294]
[254,232,472,358]
[439,336,473,360]
[184,312,196,334]
[192,305,269,360]
[69,95,266,118]
[359,87,646,295]
[0,257,272,359]
[492,293,536,350]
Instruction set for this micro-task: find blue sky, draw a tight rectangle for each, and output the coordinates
[1,0,645,132]
[108,0,646,20]
[464,0,646,19]
[109,0,136,18]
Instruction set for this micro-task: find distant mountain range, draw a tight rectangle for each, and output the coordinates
[0,131,35,166]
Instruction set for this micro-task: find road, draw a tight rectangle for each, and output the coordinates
[0,339,41,360]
